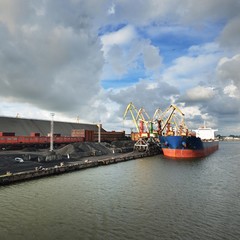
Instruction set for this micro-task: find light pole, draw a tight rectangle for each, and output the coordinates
[97,121,102,143]
[50,113,55,151]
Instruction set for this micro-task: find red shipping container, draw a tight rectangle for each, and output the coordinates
[85,130,94,142]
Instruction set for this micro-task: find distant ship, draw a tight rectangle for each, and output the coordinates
[160,126,219,159]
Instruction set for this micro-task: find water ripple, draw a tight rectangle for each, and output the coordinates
[0,142,240,239]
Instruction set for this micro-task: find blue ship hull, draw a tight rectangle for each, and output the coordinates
[159,136,219,158]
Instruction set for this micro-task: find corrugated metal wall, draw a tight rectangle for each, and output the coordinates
[0,117,100,136]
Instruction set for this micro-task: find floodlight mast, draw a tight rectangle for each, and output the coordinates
[50,113,55,151]
[97,121,102,143]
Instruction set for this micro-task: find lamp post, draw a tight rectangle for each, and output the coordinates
[50,113,55,151]
[97,121,102,143]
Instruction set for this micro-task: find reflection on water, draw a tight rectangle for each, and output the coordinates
[0,142,240,240]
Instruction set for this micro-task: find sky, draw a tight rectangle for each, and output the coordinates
[0,0,239,135]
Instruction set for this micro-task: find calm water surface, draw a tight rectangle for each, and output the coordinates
[0,141,240,240]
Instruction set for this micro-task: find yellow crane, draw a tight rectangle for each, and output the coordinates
[152,108,162,122]
[158,104,188,136]
[123,102,162,152]
[137,107,151,136]
[123,102,152,135]
[123,102,141,133]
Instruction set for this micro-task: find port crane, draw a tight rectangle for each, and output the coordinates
[123,102,141,133]
[123,102,153,135]
[123,102,161,152]
[157,104,188,136]
[123,102,189,152]
[151,108,163,137]
[153,108,162,121]
[136,107,151,137]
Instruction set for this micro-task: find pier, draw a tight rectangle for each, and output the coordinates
[0,151,159,185]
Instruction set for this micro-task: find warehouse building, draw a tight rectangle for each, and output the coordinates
[0,116,99,136]
[0,116,125,143]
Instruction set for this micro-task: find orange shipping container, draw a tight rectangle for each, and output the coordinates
[131,132,140,141]
[71,129,86,137]
[30,132,40,137]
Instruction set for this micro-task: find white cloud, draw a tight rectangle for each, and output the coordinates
[180,106,202,118]
[0,0,32,33]
[162,53,219,92]
[101,26,163,79]
[217,54,240,90]
[107,3,115,15]
[219,17,240,52]
[143,44,162,71]
[101,25,137,55]
[0,0,104,116]
[0,0,240,135]
[185,86,215,101]
[177,105,213,129]
[188,43,220,56]
[223,84,239,98]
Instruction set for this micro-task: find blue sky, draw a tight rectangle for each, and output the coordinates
[0,0,239,135]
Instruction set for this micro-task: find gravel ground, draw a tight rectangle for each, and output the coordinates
[0,141,134,175]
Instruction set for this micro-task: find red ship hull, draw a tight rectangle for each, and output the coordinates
[162,141,219,159]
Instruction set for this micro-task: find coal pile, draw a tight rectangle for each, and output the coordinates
[55,142,118,158]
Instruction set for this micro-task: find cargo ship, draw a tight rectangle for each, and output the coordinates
[160,126,219,158]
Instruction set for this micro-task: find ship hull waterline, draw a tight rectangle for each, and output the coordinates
[160,136,219,159]
[162,142,219,158]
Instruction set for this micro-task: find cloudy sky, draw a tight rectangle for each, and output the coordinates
[0,0,239,135]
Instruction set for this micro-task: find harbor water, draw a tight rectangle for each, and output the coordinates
[0,141,240,240]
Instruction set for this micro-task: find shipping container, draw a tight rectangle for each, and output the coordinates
[71,129,86,137]
[0,132,15,136]
[47,133,61,137]
[131,132,140,141]
[85,130,94,142]
[30,132,41,137]
[93,131,125,142]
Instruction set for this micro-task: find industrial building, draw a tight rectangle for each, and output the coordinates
[0,116,126,149]
[0,116,99,136]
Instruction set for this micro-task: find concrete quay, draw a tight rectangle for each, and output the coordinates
[0,151,159,185]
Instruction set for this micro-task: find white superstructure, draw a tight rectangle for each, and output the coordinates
[193,127,218,140]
